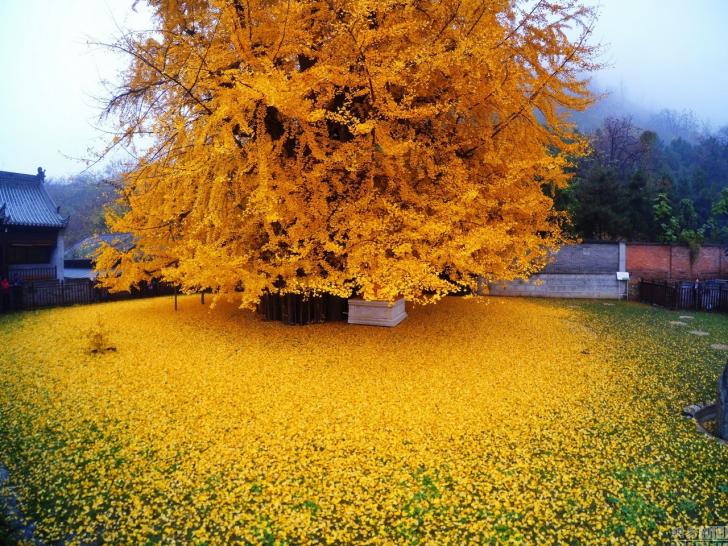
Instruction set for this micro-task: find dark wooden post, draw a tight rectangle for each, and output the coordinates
[201,291,205,305]
[174,288,178,311]
[718,363,728,441]
[0,225,6,281]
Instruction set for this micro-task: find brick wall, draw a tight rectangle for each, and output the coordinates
[627,244,728,281]
[488,243,728,300]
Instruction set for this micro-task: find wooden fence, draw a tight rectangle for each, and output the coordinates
[1,279,177,312]
[637,279,728,312]
[2,281,350,324]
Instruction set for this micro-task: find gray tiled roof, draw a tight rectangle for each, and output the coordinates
[0,170,68,228]
[65,233,134,259]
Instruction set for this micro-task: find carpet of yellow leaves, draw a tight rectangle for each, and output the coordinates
[0,297,726,544]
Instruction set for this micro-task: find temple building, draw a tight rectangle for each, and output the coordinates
[0,168,67,281]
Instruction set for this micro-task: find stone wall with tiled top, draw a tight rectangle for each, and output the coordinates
[489,273,628,299]
[540,243,620,274]
[488,242,627,299]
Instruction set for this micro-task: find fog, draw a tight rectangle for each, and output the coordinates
[0,0,726,176]
[590,0,728,128]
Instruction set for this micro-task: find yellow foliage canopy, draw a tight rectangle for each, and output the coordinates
[98,0,598,307]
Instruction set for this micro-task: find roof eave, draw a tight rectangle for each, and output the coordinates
[4,220,67,229]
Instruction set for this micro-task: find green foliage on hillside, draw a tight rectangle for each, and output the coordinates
[558,117,728,244]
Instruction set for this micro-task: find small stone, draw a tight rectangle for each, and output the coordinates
[682,404,702,417]
[711,344,728,351]
[669,321,688,326]
[602,303,614,306]
[689,330,710,336]
[679,315,695,320]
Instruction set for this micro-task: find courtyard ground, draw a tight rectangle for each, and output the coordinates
[0,296,726,544]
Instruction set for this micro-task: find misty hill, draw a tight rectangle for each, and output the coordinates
[45,170,121,247]
[570,82,719,144]
[558,115,728,247]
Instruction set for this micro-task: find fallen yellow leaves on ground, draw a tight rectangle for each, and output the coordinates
[0,297,726,544]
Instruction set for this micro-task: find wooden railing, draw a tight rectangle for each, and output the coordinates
[0,279,177,311]
[8,266,57,281]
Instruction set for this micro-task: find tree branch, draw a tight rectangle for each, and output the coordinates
[104,40,213,115]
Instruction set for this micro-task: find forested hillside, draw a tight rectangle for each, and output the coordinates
[557,116,728,248]
[45,167,122,248]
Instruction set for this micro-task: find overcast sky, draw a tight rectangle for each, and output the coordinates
[592,0,728,121]
[0,0,726,177]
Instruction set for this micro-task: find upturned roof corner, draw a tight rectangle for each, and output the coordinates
[0,170,67,228]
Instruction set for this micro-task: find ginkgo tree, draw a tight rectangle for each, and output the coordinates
[97,0,599,308]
